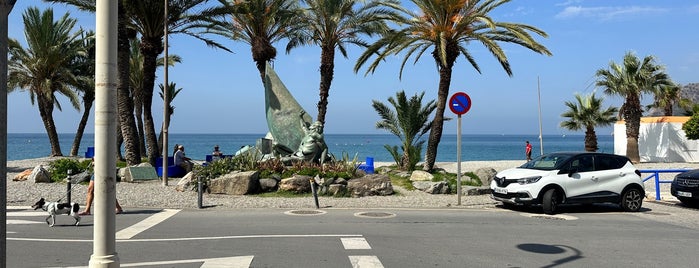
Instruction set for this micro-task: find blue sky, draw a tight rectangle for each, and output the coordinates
[6,0,699,135]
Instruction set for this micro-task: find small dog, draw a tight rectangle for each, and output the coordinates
[31,198,80,227]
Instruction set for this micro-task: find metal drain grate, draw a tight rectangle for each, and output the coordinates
[354,212,396,218]
[285,210,326,216]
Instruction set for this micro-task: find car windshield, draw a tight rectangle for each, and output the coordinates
[519,153,574,171]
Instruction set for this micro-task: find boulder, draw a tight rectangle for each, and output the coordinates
[474,167,497,186]
[328,184,347,197]
[347,174,393,197]
[412,181,450,194]
[208,171,260,195]
[463,186,492,196]
[175,172,197,192]
[279,175,312,194]
[13,169,32,181]
[410,170,433,181]
[259,178,279,192]
[30,165,52,183]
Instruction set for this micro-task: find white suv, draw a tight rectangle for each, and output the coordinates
[490,152,644,214]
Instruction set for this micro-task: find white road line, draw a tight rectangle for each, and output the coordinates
[7,219,44,225]
[9,234,363,243]
[116,209,180,239]
[8,211,47,217]
[342,237,372,249]
[348,256,384,268]
[46,255,254,268]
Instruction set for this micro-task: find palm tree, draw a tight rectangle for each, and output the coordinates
[214,0,302,82]
[124,0,230,165]
[46,0,143,165]
[157,82,183,150]
[288,0,401,124]
[596,51,671,163]
[560,92,618,152]
[648,82,691,116]
[355,0,551,171]
[372,91,436,171]
[7,7,86,156]
[69,30,96,157]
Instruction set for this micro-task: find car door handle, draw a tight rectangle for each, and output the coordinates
[591,176,598,181]
[619,172,626,177]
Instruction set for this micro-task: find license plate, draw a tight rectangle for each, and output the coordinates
[677,191,692,198]
[493,187,508,194]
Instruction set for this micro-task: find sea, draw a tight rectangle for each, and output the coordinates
[6,133,614,162]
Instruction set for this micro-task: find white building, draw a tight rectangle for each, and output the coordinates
[614,116,699,162]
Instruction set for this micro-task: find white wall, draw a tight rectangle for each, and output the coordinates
[614,117,699,162]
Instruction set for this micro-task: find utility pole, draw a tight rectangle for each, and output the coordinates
[162,0,169,186]
[1,1,18,267]
[90,0,120,267]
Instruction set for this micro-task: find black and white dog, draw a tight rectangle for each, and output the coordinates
[31,198,81,227]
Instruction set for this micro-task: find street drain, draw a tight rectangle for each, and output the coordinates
[532,215,566,220]
[284,209,327,216]
[354,211,396,219]
[521,213,578,221]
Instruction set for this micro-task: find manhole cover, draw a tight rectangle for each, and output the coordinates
[354,211,396,218]
[284,209,327,216]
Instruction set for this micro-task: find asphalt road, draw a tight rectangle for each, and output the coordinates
[6,201,699,268]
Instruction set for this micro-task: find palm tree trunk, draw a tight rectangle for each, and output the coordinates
[117,3,141,165]
[584,126,598,152]
[424,66,452,171]
[135,96,146,157]
[316,46,334,124]
[624,94,642,163]
[70,95,93,156]
[140,37,163,166]
[38,95,62,156]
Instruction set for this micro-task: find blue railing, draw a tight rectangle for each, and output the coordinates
[639,169,690,200]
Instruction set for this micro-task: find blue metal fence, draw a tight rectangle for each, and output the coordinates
[639,169,690,200]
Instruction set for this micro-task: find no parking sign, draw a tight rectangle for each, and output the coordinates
[449,91,471,205]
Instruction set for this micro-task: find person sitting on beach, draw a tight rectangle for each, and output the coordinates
[79,158,123,216]
[174,145,194,172]
[212,145,223,161]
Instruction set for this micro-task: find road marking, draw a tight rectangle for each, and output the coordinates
[46,255,254,268]
[9,234,363,243]
[342,237,372,249]
[7,219,44,225]
[348,256,384,268]
[116,209,180,239]
[8,211,47,217]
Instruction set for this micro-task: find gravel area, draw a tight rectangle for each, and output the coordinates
[5,157,699,211]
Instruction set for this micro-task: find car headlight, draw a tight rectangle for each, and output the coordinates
[517,176,542,184]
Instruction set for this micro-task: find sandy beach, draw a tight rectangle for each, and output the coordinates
[5,157,698,210]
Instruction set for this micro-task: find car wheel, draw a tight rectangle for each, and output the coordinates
[620,187,643,212]
[542,188,559,215]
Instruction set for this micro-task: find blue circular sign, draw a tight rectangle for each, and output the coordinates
[449,92,472,115]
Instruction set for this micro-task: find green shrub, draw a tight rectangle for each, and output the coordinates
[49,158,92,182]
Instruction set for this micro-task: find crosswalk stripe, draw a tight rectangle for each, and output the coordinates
[342,237,372,249]
[7,219,44,225]
[116,209,180,239]
[8,211,47,217]
[348,256,384,268]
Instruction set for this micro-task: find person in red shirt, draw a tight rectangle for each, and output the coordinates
[525,141,533,161]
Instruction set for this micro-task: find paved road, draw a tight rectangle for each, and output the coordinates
[6,201,699,268]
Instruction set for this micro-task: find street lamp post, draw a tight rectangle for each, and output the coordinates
[1,2,18,266]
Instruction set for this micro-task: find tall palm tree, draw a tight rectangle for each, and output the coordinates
[372,90,436,171]
[560,92,618,152]
[7,7,86,156]
[596,51,670,163]
[355,0,551,171]
[288,0,401,124]
[648,82,691,116]
[214,0,302,82]
[124,0,230,165]
[46,0,143,165]
[157,82,183,150]
[69,30,96,157]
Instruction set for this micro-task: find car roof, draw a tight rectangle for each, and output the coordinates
[545,151,630,159]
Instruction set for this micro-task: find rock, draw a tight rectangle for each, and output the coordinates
[175,172,197,192]
[328,184,347,197]
[259,178,278,192]
[70,171,92,183]
[13,169,32,181]
[463,186,492,196]
[30,165,52,183]
[412,181,450,194]
[474,167,497,186]
[410,170,433,181]
[347,174,393,197]
[208,171,260,195]
[279,175,312,193]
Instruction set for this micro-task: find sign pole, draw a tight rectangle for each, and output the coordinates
[457,115,462,205]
